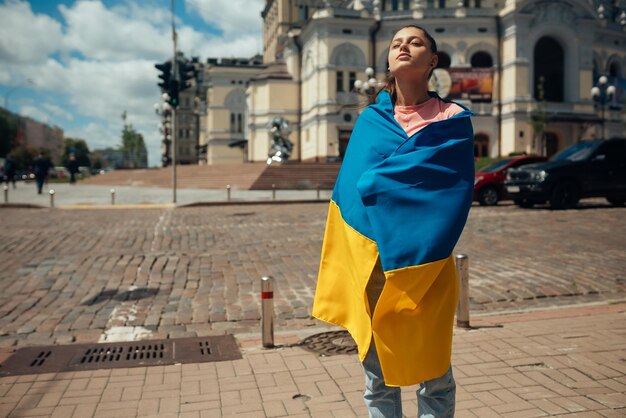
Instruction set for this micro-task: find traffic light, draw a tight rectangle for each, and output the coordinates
[155,61,180,108]
[169,80,179,108]
[178,60,196,91]
[155,61,172,92]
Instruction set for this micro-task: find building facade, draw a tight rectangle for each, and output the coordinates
[194,0,625,164]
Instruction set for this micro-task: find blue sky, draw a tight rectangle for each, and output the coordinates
[0,0,264,166]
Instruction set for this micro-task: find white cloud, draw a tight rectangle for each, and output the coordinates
[59,1,172,61]
[185,0,263,36]
[43,103,74,121]
[65,121,119,151]
[0,0,63,65]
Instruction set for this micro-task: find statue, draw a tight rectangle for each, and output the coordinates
[267,116,294,165]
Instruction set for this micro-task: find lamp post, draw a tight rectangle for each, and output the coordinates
[353,67,383,104]
[591,75,616,140]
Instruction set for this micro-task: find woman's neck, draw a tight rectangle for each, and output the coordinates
[394,77,430,106]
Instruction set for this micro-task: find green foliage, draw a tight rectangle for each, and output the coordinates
[0,111,18,158]
[62,138,91,167]
[120,111,148,168]
[10,145,38,171]
[475,157,498,172]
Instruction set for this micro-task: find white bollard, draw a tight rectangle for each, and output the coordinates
[226,184,231,201]
[110,188,115,205]
[49,189,55,207]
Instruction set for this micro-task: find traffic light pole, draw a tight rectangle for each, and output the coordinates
[171,0,177,204]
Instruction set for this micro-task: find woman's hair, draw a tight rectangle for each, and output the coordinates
[380,25,438,104]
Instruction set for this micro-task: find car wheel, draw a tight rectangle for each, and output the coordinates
[478,187,499,206]
[514,199,534,208]
[606,197,625,207]
[550,181,580,210]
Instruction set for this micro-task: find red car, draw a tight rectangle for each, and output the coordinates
[474,155,547,206]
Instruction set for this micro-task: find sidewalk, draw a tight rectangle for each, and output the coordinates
[1,303,624,418]
[0,183,332,208]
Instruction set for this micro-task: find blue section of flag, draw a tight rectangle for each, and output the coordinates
[332,90,475,271]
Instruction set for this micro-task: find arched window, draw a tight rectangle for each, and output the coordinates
[437,52,451,69]
[608,61,621,78]
[534,37,564,102]
[471,51,493,68]
[474,134,489,157]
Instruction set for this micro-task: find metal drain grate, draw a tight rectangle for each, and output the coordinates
[299,330,358,356]
[0,335,241,376]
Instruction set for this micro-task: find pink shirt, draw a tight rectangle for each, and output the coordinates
[394,98,464,137]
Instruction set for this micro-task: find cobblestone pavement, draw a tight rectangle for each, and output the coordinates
[0,200,624,348]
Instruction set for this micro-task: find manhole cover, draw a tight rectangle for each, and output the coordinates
[299,330,357,356]
[0,335,241,376]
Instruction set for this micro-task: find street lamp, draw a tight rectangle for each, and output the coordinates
[353,67,383,104]
[3,78,34,110]
[591,75,616,139]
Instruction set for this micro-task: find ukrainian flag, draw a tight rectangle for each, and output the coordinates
[313,90,474,386]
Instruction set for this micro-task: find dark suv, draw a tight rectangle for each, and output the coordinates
[505,138,626,209]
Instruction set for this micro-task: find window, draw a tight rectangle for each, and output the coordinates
[349,72,356,91]
[230,113,236,132]
[471,51,493,68]
[534,37,564,102]
[336,71,344,92]
[474,134,489,157]
[237,114,243,133]
[298,5,309,21]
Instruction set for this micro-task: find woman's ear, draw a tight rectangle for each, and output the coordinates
[431,54,439,68]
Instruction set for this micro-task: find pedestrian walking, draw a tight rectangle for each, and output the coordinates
[32,152,51,194]
[3,155,17,189]
[66,153,79,184]
[312,25,475,418]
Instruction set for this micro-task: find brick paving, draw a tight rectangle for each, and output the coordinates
[0,304,623,417]
[0,199,624,416]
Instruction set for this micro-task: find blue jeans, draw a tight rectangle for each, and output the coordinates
[362,342,456,418]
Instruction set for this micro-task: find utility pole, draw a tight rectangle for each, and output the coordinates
[171,0,178,204]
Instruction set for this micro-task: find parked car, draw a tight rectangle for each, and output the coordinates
[474,155,547,206]
[505,138,626,209]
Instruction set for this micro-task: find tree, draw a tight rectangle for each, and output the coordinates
[120,111,148,168]
[62,138,91,167]
[0,111,17,158]
[10,145,38,172]
[530,76,549,156]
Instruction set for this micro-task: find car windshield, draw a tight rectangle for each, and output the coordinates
[478,158,514,173]
[550,141,599,162]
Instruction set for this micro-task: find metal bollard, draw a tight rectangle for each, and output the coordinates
[261,276,274,348]
[3,185,8,203]
[455,254,470,329]
[110,188,115,205]
[49,189,55,207]
[271,184,276,201]
[316,184,320,200]
[226,184,231,201]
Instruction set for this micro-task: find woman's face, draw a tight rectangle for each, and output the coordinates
[388,27,437,80]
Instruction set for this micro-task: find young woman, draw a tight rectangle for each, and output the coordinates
[313,25,475,417]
